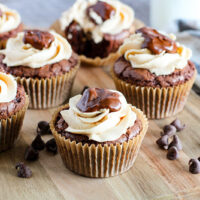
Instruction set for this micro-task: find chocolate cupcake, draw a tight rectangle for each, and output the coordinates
[51,0,135,66]
[0,4,23,49]
[0,72,28,152]
[112,27,197,119]
[0,30,80,109]
[50,88,148,177]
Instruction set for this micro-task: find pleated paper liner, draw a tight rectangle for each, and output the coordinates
[0,95,29,152]
[50,104,148,178]
[111,69,197,119]
[16,63,79,109]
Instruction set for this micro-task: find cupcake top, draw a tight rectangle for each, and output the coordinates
[0,72,26,119]
[59,0,134,43]
[60,88,137,142]
[0,4,21,34]
[0,30,72,68]
[119,27,192,76]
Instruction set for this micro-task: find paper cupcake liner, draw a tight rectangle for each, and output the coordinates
[50,104,148,178]
[16,63,79,109]
[0,95,29,152]
[112,70,197,119]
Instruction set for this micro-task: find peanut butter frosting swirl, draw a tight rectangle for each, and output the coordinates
[0,30,72,68]
[60,88,137,142]
[0,72,17,103]
[0,4,21,34]
[119,27,192,76]
[59,0,134,43]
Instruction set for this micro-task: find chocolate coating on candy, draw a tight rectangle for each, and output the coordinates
[87,1,115,24]
[76,88,121,112]
[23,30,55,50]
[136,27,178,54]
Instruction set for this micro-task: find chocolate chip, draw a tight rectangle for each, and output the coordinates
[167,146,179,160]
[24,146,39,161]
[156,135,169,150]
[46,138,57,154]
[189,159,200,174]
[37,121,51,135]
[163,125,177,136]
[87,1,115,24]
[31,135,45,151]
[23,30,55,50]
[15,162,32,178]
[168,135,182,151]
[81,86,89,95]
[170,119,185,132]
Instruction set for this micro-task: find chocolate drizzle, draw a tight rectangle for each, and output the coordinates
[87,1,115,24]
[136,27,178,54]
[23,30,55,50]
[76,88,121,112]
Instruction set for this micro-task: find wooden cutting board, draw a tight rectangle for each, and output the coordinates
[0,64,200,200]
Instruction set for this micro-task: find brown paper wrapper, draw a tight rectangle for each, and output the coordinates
[0,95,29,152]
[16,63,79,109]
[111,69,197,119]
[50,104,148,178]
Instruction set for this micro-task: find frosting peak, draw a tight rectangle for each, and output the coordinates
[0,30,72,68]
[60,89,137,142]
[136,27,178,54]
[76,88,121,112]
[0,4,21,34]
[0,72,17,103]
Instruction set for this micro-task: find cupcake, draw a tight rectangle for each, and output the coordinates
[0,72,28,152]
[112,27,197,119]
[51,0,135,66]
[0,29,80,109]
[50,88,148,177]
[0,4,23,49]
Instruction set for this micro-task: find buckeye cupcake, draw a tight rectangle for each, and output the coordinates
[0,30,79,109]
[0,4,23,49]
[112,27,197,119]
[51,0,135,66]
[0,72,28,152]
[50,88,148,177]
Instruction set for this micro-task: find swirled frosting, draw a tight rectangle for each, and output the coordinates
[59,0,134,43]
[0,72,17,103]
[60,88,137,142]
[0,4,21,34]
[0,30,72,68]
[119,27,192,76]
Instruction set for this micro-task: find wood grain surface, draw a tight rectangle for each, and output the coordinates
[0,65,200,200]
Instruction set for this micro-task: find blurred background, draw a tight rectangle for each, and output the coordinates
[1,0,200,91]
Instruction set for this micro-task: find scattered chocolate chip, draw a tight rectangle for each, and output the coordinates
[156,135,169,150]
[87,1,115,24]
[37,121,51,135]
[168,135,182,151]
[24,146,39,161]
[163,125,177,136]
[31,134,45,151]
[23,30,55,50]
[189,159,200,174]
[170,119,185,132]
[167,146,179,160]
[46,138,57,154]
[15,162,32,178]
[81,86,89,95]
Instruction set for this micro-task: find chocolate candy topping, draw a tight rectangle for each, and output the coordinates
[15,162,32,178]
[23,30,55,50]
[189,159,200,174]
[77,88,121,112]
[87,1,115,24]
[136,27,178,54]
